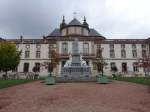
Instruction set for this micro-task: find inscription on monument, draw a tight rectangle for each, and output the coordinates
[72,38,79,55]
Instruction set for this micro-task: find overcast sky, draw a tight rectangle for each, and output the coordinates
[0,0,150,39]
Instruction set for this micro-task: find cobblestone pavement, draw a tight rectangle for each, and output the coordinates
[0,81,150,112]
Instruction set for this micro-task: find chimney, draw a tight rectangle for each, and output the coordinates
[43,36,46,43]
[20,35,23,42]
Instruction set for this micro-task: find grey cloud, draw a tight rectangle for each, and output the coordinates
[0,0,150,39]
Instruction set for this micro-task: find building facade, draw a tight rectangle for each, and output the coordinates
[5,17,150,76]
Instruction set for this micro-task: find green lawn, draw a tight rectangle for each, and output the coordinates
[112,76,150,85]
[0,76,149,89]
[0,79,37,89]
[0,76,47,89]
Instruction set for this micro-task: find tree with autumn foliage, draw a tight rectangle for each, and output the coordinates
[40,49,59,77]
[0,42,21,78]
[48,49,59,74]
[137,51,150,77]
[95,48,107,75]
[43,49,59,85]
[136,41,150,92]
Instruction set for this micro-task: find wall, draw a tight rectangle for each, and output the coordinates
[16,41,146,77]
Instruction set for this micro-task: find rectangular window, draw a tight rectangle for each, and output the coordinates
[110,62,116,71]
[97,44,102,57]
[25,51,30,58]
[36,44,41,51]
[97,49,102,57]
[121,44,125,49]
[132,44,136,49]
[142,50,146,57]
[83,43,89,54]
[133,63,139,72]
[110,50,115,58]
[132,50,137,58]
[35,63,40,72]
[122,63,127,72]
[110,44,114,50]
[141,44,146,49]
[121,50,126,58]
[62,43,68,54]
[97,44,101,49]
[36,51,41,58]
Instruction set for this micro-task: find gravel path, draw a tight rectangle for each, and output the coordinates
[0,81,150,112]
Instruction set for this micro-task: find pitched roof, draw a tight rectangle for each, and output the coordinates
[49,29,60,36]
[68,18,82,26]
[48,28,102,37]
[89,29,102,36]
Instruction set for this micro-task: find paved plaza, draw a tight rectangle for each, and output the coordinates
[0,81,150,112]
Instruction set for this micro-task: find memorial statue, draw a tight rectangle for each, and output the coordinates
[61,38,92,79]
[64,53,72,67]
[80,54,87,67]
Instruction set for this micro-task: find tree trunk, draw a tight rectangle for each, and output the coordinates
[101,65,104,75]
[5,71,8,80]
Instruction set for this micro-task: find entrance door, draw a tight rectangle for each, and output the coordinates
[24,63,29,72]
[122,63,127,72]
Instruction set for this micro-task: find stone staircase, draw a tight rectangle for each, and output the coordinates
[56,76,97,82]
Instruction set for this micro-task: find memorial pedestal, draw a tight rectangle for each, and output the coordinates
[61,39,92,80]
[97,74,109,84]
[45,73,56,85]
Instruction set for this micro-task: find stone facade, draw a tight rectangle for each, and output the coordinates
[3,17,150,77]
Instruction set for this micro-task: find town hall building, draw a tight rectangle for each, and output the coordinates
[3,16,150,77]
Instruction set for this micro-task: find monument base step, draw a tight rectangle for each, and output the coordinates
[56,76,97,82]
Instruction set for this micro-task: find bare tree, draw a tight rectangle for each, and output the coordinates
[49,50,59,75]
[137,52,150,77]
[111,65,118,78]
[137,41,150,93]
[41,49,59,76]
[95,48,107,75]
